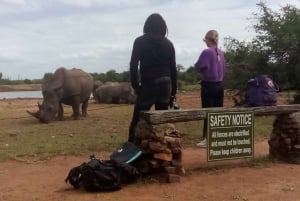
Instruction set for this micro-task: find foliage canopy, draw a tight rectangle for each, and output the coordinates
[224,2,300,103]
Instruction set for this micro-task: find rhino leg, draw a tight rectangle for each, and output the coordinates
[93,91,99,103]
[111,96,120,104]
[82,99,89,117]
[57,103,65,121]
[71,100,81,120]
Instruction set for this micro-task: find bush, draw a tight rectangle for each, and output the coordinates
[24,79,32,84]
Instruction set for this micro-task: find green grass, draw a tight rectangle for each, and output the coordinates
[0,103,131,161]
[180,84,200,91]
[0,100,276,162]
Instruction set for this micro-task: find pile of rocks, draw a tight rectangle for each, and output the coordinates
[268,112,300,163]
[133,120,185,183]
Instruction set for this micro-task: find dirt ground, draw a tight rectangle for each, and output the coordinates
[0,90,300,201]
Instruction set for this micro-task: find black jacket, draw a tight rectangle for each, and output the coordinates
[129,33,177,95]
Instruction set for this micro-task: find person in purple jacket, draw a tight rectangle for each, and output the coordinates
[195,30,226,147]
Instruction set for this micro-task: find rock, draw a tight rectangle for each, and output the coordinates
[164,166,176,174]
[294,144,300,151]
[166,174,180,183]
[154,151,172,161]
[148,141,167,152]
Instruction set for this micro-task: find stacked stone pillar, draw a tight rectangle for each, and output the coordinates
[133,120,184,183]
[268,112,300,163]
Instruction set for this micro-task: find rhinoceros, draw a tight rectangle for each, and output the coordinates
[94,82,136,104]
[27,67,93,123]
[92,80,103,103]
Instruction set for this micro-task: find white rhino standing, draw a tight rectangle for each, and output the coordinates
[27,67,93,123]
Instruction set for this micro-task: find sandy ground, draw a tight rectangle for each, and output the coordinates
[1,142,300,201]
[0,90,300,201]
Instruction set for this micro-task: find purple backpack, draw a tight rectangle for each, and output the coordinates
[245,75,279,107]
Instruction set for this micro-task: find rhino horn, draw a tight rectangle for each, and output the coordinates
[27,110,40,119]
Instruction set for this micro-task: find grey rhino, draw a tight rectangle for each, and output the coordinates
[94,82,136,104]
[92,80,103,103]
[27,67,93,123]
[93,80,103,91]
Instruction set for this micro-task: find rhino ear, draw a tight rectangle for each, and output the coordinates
[47,68,64,90]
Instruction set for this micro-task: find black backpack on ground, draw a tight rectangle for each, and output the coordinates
[65,154,139,192]
[110,141,142,163]
[244,74,279,107]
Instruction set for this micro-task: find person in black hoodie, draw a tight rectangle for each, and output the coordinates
[128,13,177,142]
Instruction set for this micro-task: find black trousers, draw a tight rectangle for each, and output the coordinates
[201,81,224,138]
[128,82,171,142]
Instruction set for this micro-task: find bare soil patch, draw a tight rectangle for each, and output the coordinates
[1,143,300,201]
[0,90,299,201]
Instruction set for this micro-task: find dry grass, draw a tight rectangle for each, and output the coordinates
[0,83,41,92]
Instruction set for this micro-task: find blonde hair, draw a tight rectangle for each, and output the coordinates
[204,30,221,61]
[204,30,219,46]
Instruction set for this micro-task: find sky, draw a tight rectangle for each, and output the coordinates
[0,0,299,80]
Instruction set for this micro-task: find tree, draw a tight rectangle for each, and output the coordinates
[181,66,201,84]
[42,72,53,82]
[106,70,121,82]
[253,2,300,89]
[224,2,300,102]
[176,64,184,73]
[224,37,269,91]
[24,79,32,84]
[120,71,130,82]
